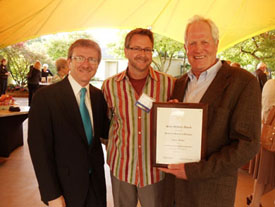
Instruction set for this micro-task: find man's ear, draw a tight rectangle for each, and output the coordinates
[215,40,219,49]
[67,59,72,68]
[124,48,128,59]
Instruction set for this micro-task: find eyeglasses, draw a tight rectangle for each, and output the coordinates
[127,47,154,53]
[71,56,98,65]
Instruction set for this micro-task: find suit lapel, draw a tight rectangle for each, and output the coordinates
[200,63,231,105]
[174,62,232,106]
[58,77,89,146]
[172,74,189,101]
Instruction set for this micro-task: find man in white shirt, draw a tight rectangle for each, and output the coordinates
[28,39,109,207]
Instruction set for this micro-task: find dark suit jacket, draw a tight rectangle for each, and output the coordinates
[255,69,267,90]
[163,61,261,207]
[28,77,109,207]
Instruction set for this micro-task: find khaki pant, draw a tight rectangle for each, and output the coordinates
[111,174,164,207]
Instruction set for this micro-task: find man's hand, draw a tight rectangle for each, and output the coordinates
[159,163,187,180]
[168,99,179,103]
[48,195,66,207]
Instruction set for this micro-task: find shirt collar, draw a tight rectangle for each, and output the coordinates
[68,74,90,97]
[116,66,159,82]
[187,59,222,81]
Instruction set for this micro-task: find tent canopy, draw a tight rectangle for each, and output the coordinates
[1,0,274,51]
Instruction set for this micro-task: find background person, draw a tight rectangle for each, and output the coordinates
[41,63,53,82]
[0,58,10,95]
[28,39,109,207]
[160,15,261,207]
[102,28,175,207]
[255,62,268,90]
[52,58,70,83]
[27,61,41,106]
[248,79,275,207]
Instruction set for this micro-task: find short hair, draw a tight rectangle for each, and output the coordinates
[55,58,68,72]
[124,28,154,48]
[184,15,219,44]
[42,63,48,68]
[34,61,41,69]
[1,58,7,64]
[67,39,102,63]
[257,62,267,70]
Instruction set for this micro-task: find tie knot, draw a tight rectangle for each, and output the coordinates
[80,88,87,98]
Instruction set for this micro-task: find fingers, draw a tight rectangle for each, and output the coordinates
[168,163,185,169]
[48,195,66,207]
[158,164,187,180]
[168,99,179,103]
[158,167,171,173]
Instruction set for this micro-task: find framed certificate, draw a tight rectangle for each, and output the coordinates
[152,102,208,167]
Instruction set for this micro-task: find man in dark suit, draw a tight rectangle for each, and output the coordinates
[28,39,109,207]
[160,16,261,207]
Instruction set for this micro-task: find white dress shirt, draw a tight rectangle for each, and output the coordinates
[184,60,222,103]
[68,74,94,134]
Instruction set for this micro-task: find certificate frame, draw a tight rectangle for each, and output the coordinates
[152,102,208,168]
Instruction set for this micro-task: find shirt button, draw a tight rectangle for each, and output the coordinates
[138,131,141,135]
[138,116,141,119]
[138,145,141,148]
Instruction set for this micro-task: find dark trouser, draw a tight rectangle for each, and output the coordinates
[0,78,7,95]
[27,83,39,106]
[63,173,106,207]
[84,174,106,207]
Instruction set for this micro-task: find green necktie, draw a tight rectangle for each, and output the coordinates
[79,88,93,145]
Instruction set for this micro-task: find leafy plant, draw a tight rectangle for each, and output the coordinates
[219,30,275,78]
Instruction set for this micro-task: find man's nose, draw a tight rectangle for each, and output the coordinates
[194,43,203,52]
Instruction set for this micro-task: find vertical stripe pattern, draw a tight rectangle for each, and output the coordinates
[102,67,175,187]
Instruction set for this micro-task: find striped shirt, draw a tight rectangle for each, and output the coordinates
[102,67,175,187]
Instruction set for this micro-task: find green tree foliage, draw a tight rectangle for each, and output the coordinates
[25,37,55,72]
[219,30,275,77]
[45,31,93,61]
[0,31,94,87]
[0,43,49,86]
[46,38,71,61]
[106,30,127,58]
[153,33,185,73]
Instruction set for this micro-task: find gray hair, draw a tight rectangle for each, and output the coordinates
[42,63,48,68]
[257,62,267,70]
[184,15,219,44]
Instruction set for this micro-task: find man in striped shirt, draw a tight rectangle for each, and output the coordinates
[102,28,175,207]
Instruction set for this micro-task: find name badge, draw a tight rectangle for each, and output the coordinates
[136,93,155,113]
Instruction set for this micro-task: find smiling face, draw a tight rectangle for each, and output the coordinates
[185,21,218,78]
[124,34,153,79]
[68,46,99,87]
